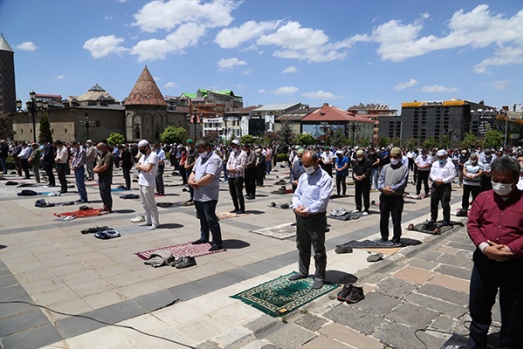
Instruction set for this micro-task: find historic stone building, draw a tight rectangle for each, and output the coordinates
[0,34,16,138]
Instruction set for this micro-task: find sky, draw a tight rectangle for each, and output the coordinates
[1,0,522,112]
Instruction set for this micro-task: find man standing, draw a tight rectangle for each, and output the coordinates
[352,150,372,215]
[458,149,470,186]
[467,156,522,349]
[189,140,223,251]
[154,143,166,196]
[289,150,333,289]
[244,144,257,200]
[428,149,456,227]
[335,150,349,196]
[367,148,380,191]
[11,141,22,176]
[321,146,335,177]
[479,148,496,193]
[42,140,55,187]
[85,140,96,181]
[0,140,9,174]
[184,139,198,202]
[415,148,432,199]
[93,142,113,213]
[377,147,409,243]
[227,139,247,213]
[458,153,482,216]
[290,148,306,192]
[18,142,32,179]
[28,143,41,183]
[120,145,133,190]
[265,146,272,176]
[70,141,88,203]
[136,140,159,229]
[54,140,69,193]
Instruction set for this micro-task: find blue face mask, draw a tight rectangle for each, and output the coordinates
[439,159,445,165]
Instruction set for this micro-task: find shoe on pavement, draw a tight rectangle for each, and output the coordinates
[375,237,388,243]
[81,226,110,234]
[335,246,353,254]
[139,222,152,227]
[367,252,383,262]
[209,244,223,252]
[175,256,196,269]
[361,211,369,216]
[131,216,145,223]
[337,283,354,302]
[352,210,360,213]
[148,225,159,230]
[288,273,308,281]
[346,285,365,303]
[94,229,121,239]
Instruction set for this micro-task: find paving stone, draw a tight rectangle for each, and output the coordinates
[263,323,316,349]
[350,292,398,314]
[407,257,439,271]
[430,314,458,333]
[214,327,254,349]
[385,303,439,328]
[133,289,181,312]
[299,335,350,348]
[246,314,285,338]
[376,278,417,300]
[0,274,18,288]
[405,293,468,318]
[435,253,471,268]
[168,281,213,301]
[392,265,436,285]
[324,304,383,335]
[319,323,382,349]
[429,274,470,294]
[0,307,50,337]
[54,311,106,339]
[293,313,327,332]
[0,284,28,302]
[417,283,469,306]
[0,295,34,318]
[416,250,442,262]
[446,241,476,252]
[222,267,260,283]
[197,340,222,349]
[455,249,473,259]
[0,323,63,349]
[434,264,472,280]
[260,345,280,349]
[374,321,445,349]
[239,339,266,349]
[96,299,147,324]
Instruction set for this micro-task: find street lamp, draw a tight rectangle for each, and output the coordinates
[80,113,96,140]
[187,108,200,141]
[347,121,361,149]
[319,121,331,144]
[15,90,48,142]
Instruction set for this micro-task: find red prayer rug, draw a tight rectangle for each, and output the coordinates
[135,242,225,260]
[54,208,105,218]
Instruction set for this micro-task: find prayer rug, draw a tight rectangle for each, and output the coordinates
[231,272,339,317]
[217,211,252,220]
[54,208,104,218]
[250,223,296,240]
[406,221,464,235]
[135,242,225,260]
[337,238,422,249]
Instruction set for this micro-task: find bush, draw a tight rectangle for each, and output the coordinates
[276,153,288,163]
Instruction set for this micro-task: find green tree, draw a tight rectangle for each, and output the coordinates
[423,136,439,150]
[160,126,188,144]
[279,121,294,147]
[107,132,125,146]
[294,133,315,146]
[378,136,390,148]
[483,129,504,149]
[358,137,370,148]
[0,112,16,140]
[403,138,418,149]
[39,114,52,142]
[391,137,401,147]
[264,131,280,145]
[438,134,450,149]
[459,132,478,149]
[241,134,256,145]
[330,128,347,148]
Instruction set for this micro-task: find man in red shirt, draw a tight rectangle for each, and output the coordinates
[467,156,522,349]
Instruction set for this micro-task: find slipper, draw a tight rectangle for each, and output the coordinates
[94,229,120,239]
[366,252,383,262]
[407,223,415,230]
[267,202,276,207]
[81,226,110,234]
[335,246,353,254]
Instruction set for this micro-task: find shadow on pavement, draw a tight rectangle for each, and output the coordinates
[325,270,358,284]
[113,209,136,214]
[223,239,250,250]
[159,223,184,229]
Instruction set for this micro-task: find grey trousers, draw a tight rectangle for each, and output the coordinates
[139,185,159,226]
[295,212,327,279]
[86,161,94,180]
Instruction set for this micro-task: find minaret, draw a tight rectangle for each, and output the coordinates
[0,34,16,116]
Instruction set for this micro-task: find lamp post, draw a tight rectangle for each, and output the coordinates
[319,121,331,144]
[187,108,200,141]
[15,90,48,143]
[80,113,96,141]
[347,121,361,149]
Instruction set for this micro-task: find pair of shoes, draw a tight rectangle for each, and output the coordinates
[367,252,383,262]
[131,216,145,223]
[209,244,223,252]
[192,239,209,245]
[174,256,196,269]
[75,200,89,204]
[81,226,109,234]
[288,273,308,281]
[339,284,365,303]
[148,225,159,230]
[245,195,255,200]
[59,190,67,194]
[352,209,360,214]
[311,277,324,290]
[337,283,354,301]
[335,246,353,254]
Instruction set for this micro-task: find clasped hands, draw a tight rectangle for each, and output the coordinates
[293,205,310,217]
[381,186,395,195]
[484,240,514,262]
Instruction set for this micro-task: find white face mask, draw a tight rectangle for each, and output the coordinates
[391,159,400,165]
[198,151,208,158]
[491,181,513,196]
[304,165,316,175]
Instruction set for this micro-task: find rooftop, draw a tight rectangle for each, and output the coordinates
[0,34,13,52]
[124,66,167,107]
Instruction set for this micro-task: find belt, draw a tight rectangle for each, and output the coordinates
[307,211,326,217]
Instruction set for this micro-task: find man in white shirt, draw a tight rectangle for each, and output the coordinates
[18,142,32,179]
[154,143,166,196]
[135,140,160,230]
[54,140,69,193]
[428,149,456,227]
[321,146,335,178]
[415,149,432,198]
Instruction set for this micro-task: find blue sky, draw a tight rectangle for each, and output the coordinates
[1,0,522,111]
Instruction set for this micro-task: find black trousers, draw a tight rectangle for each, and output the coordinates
[56,163,68,192]
[416,170,430,195]
[355,178,370,212]
[480,175,492,193]
[295,212,327,279]
[98,175,112,211]
[469,250,523,349]
[430,183,451,223]
[122,166,131,189]
[228,177,245,212]
[155,165,164,194]
[462,184,481,211]
[379,194,404,242]
[336,174,347,196]
[43,162,55,186]
[321,163,333,178]
[245,167,256,197]
[20,159,30,179]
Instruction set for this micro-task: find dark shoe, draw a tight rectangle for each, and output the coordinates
[175,256,196,269]
[456,209,468,217]
[367,252,383,262]
[337,283,354,302]
[335,246,353,254]
[230,209,240,214]
[375,238,388,243]
[81,226,109,234]
[346,285,365,303]
[311,277,324,289]
[60,190,67,194]
[192,239,208,245]
[288,273,308,281]
[208,244,223,252]
[426,220,436,230]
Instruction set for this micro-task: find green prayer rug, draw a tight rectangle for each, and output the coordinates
[231,272,339,317]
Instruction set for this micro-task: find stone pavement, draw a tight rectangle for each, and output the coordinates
[0,163,482,349]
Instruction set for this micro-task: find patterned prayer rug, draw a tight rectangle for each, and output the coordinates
[135,242,225,260]
[231,272,338,317]
[249,222,296,240]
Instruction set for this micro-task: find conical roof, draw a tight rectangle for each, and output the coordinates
[124,66,167,107]
[0,34,14,52]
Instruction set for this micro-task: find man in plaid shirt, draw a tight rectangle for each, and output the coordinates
[227,140,247,213]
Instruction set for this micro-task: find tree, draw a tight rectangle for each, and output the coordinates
[391,137,401,147]
[438,134,450,149]
[279,121,294,147]
[264,131,280,145]
[241,134,256,145]
[423,136,439,150]
[294,133,315,146]
[0,113,15,140]
[403,138,418,149]
[483,129,504,149]
[330,128,347,148]
[358,137,370,148]
[39,114,52,142]
[378,136,390,148]
[160,126,187,144]
[459,132,478,149]
[107,132,125,146]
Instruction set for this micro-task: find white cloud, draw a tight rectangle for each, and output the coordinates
[420,85,458,93]
[486,80,514,90]
[394,79,418,91]
[164,82,178,89]
[217,57,247,70]
[53,75,64,80]
[215,20,281,48]
[17,41,37,51]
[474,45,523,73]
[241,69,253,75]
[274,86,298,95]
[302,90,342,100]
[258,89,267,94]
[83,35,128,58]
[282,66,297,73]
[105,15,115,20]
[154,76,161,81]
[133,0,237,33]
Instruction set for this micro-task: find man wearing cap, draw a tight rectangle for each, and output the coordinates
[85,140,96,181]
[321,146,335,177]
[243,144,257,200]
[227,139,247,213]
[290,150,333,289]
[135,140,160,229]
[54,140,69,193]
[377,147,409,243]
[428,149,456,227]
[367,148,380,191]
[184,139,198,202]
[120,144,132,190]
[415,149,432,199]
[458,149,470,186]
[93,142,113,213]
[70,141,88,203]
[335,150,349,196]
[352,149,372,214]
[290,148,306,192]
